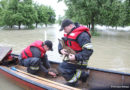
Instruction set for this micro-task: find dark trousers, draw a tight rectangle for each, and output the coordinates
[58,61,87,83]
[19,57,40,67]
[19,55,50,74]
[19,56,40,74]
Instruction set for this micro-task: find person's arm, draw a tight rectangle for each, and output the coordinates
[39,61,49,74]
[58,42,63,54]
[40,57,56,77]
[40,54,56,77]
[75,32,93,61]
[41,54,50,69]
[58,38,69,55]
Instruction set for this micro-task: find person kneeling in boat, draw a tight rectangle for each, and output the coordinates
[18,40,56,77]
[58,19,93,87]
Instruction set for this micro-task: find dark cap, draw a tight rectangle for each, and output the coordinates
[44,40,53,51]
[60,19,73,31]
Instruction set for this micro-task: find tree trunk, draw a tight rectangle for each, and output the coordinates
[91,16,95,33]
[10,25,13,28]
[18,22,21,29]
[36,23,38,28]
[88,23,91,29]
[45,24,47,27]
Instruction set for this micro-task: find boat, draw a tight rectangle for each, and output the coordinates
[0,47,130,90]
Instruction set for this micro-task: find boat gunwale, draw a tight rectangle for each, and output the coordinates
[49,60,130,76]
[12,54,130,76]
[0,66,57,90]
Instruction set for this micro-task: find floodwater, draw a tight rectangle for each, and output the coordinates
[0,24,130,89]
[89,30,130,73]
[0,74,24,90]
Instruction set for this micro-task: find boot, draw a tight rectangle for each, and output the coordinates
[65,81,78,87]
[79,71,89,83]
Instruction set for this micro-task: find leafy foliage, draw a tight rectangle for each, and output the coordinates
[58,0,130,33]
[0,0,56,29]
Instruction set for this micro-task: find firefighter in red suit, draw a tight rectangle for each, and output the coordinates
[58,19,93,86]
[19,40,56,77]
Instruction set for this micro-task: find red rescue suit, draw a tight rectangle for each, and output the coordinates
[21,40,46,59]
[64,26,91,52]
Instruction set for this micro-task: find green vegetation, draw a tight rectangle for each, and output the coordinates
[0,0,56,29]
[58,0,130,34]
